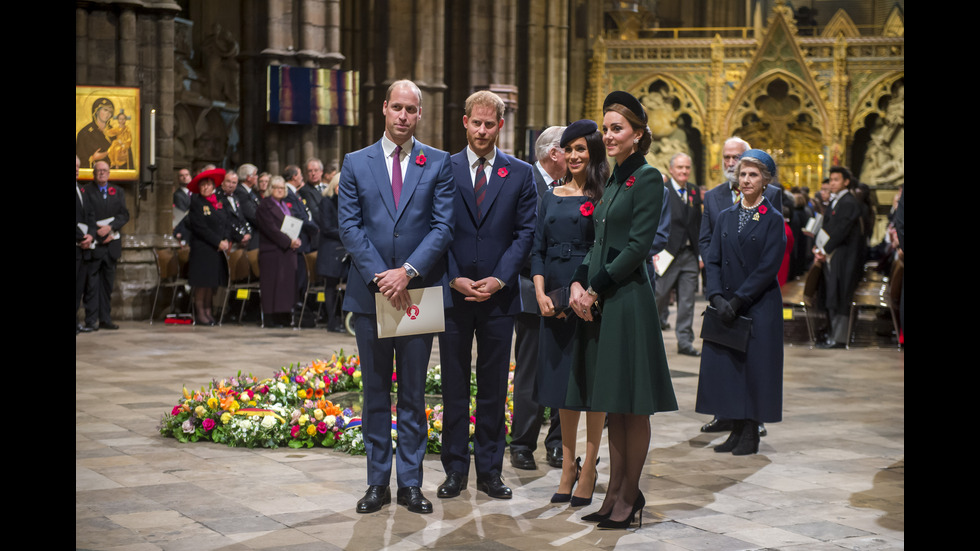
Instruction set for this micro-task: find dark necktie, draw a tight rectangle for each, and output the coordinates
[474,157,488,218]
[392,145,403,208]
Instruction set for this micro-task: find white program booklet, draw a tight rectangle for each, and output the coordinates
[375,286,446,338]
[653,250,675,277]
[804,213,823,235]
[280,215,303,240]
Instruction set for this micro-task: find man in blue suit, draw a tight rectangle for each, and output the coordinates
[698,136,781,436]
[436,91,537,500]
[338,80,456,515]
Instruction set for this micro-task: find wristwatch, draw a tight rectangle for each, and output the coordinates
[403,263,418,279]
[586,286,597,297]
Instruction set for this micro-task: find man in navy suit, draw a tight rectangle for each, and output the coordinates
[83,160,129,330]
[437,91,537,500]
[76,155,95,334]
[698,137,781,435]
[339,80,455,515]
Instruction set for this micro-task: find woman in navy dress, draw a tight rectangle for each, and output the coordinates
[532,121,607,507]
[697,149,786,455]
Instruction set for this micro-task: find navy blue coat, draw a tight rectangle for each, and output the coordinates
[696,197,785,422]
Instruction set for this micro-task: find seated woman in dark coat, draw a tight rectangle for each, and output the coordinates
[187,168,232,326]
[256,176,302,327]
[696,149,786,455]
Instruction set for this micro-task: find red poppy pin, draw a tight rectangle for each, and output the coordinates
[625,176,635,188]
[286,202,293,208]
[108,187,117,196]
[497,167,508,178]
[416,152,426,166]
[580,201,595,217]
[215,201,223,209]
[758,205,767,214]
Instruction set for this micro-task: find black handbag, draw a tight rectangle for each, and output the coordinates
[546,286,571,316]
[700,305,752,352]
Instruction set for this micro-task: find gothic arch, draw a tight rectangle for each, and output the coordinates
[726,70,827,185]
[851,73,904,187]
[626,75,706,178]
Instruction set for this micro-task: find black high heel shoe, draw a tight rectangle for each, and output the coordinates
[550,456,581,503]
[569,457,599,507]
[597,492,645,530]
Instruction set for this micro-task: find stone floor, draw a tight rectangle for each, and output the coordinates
[76,302,904,550]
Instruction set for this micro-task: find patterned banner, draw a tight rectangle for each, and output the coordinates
[267,66,359,126]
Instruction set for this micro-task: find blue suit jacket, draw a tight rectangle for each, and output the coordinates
[700,181,783,256]
[339,139,455,314]
[446,147,537,316]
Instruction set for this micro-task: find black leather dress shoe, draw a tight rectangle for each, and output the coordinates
[759,423,768,437]
[678,346,700,357]
[476,475,512,499]
[816,340,846,349]
[701,417,733,433]
[356,485,391,513]
[510,449,536,470]
[77,324,95,334]
[396,486,432,514]
[546,447,563,468]
[100,321,120,330]
[437,472,466,498]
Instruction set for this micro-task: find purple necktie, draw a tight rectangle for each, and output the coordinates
[474,157,487,218]
[392,145,403,208]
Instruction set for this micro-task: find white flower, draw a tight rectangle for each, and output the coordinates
[261,415,276,429]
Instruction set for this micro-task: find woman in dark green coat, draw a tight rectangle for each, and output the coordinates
[568,92,677,529]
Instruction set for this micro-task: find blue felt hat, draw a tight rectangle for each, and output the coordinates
[740,149,777,178]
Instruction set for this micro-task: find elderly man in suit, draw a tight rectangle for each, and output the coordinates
[235,164,261,250]
[510,125,565,471]
[814,166,865,349]
[83,160,130,330]
[437,90,537,501]
[698,137,782,435]
[339,79,455,515]
[656,152,703,356]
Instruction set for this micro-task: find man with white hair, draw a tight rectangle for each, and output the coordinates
[510,125,566,471]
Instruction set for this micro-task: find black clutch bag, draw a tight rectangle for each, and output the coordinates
[519,275,539,315]
[546,286,572,316]
[700,306,752,352]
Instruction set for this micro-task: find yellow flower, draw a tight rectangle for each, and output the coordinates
[194,405,206,417]
[433,420,442,431]
[314,409,324,421]
[299,414,309,426]
[229,400,240,413]
[298,389,307,399]
[306,424,317,436]
[353,371,362,380]
[220,412,232,424]
[207,397,218,410]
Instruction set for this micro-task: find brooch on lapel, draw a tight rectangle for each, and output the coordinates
[497,167,508,178]
[416,151,426,166]
[625,176,635,188]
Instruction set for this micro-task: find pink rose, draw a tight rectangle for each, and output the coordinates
[317,422,328,434]
[202,418,215,432]
[291,425,301,438]
[172,405,182,416]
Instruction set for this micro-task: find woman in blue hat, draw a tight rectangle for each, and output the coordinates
[696,149,786,455]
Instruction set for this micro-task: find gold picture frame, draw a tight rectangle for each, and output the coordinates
[76,85,140,181]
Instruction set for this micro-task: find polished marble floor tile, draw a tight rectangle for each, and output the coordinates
[76,303,903,550]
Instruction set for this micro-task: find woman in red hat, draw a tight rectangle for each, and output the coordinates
[187,168,233,325]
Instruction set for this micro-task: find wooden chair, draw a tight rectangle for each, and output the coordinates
[298,251,326,329]
[780,264,823,345]
[149,247,188,324]
[219,248,261,325]
[847,258,902,349]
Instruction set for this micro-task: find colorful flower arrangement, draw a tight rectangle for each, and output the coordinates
[160,352,516,457]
